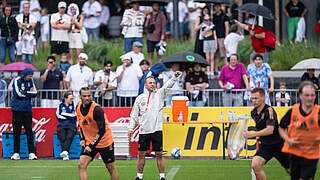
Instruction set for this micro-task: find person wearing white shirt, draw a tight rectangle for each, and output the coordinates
[276,82,291,107]
[187,0,205,39]
[125,41,145,65]
[50,1,71,57]
[16,2,37,59]
[166,1,189,36]
[82,0,102,42]
[19,0,41,40]
[40,8,49,48]
[65,53,93,105]
[224,24,244,60]
[98,0,110,39]
[116,53,143,107]
[21,30,36,63]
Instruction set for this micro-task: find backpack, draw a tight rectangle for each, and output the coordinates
[261,29,276,51]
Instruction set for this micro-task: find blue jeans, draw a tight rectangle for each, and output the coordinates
[22,54,33,63]
[86,27,100,42]
[189,101,205,107]
[124,37,142,53]
[0,39,15,63]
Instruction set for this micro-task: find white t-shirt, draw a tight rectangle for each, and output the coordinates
[16,13,37,38]
[40,15,49,35]
[65,64,93,93]
[187,1,205,21]
[224,32,244,57]
[116,64,143,97]
[163,70,185,95]
[22,34,36,54]
[50,13,71,42]
[126,51,145,65]
[275,92,290,107]
[20,0,41,22]
[82,1,102,29]
[94,70,117,99]
[99,5,110,25]
[166,2,188,23]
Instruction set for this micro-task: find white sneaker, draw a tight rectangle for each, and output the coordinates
[60,151,68,158]
[63,155,69,160]
[29,153,37,160]
[11,153,20,160]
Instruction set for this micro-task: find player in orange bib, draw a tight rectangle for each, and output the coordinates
[279,81,320,180]
[77,87,118,180]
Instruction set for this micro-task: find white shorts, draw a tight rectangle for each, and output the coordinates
[68,32,83,49]
[15,41,23,55]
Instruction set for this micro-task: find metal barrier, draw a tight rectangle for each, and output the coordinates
[0,89,319,108]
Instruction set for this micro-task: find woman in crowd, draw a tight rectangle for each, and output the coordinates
[194,6,210,58]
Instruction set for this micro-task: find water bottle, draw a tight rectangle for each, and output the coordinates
[164,111,168,122]
[233,111,237,122]
[220,110,223,122]
[228,110,233,122]
[178,111,183,122]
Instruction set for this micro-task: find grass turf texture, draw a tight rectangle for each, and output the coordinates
[1,159,318,180]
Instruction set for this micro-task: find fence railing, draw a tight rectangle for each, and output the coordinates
[0,89,318,108]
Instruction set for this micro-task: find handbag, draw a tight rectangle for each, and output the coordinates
[80,27,88,44]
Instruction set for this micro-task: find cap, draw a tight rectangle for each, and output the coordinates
[58,1,67,8]
[120,53,131,62]
[78,53,88,60]
[133,41,143,47]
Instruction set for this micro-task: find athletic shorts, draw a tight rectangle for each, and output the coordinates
[146,40,160,53]
[203,40,216,53]
[81,143,115,164]
[50,41,69,55]
[138,131,163,151]
[255,141,290,169]
[290,155,319,180]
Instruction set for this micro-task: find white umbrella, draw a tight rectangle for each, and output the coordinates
[291,58,320,70]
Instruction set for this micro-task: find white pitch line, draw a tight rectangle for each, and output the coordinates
[166,165,181,180]
[29,177,47,179]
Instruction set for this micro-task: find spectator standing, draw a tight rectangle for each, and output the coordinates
[94,61,117,107]
[16,2,36,61]
[247,54,274,105]
[21,27,37,63]
[187,0,205,40]
[139,59,150,74]
[40,8,49,48]
[212,3,229,67]
[163,63,185,106]
[56,92,77,160]
[0,6,18,67]
[194,6,210,58]
[40,56,63,108]
[65,53,93,105]
[82,0,102,42]
[58,54,71,89]
[121,2,145,53]
[50,1,71,57]
[276,82,291,107]
[145,3,166,65]
[166,0,188,38]
[67,3,84,64]
[185,63,208,107]
[284,0,307,44]
[19,0,41,39]
[300,68,319,89]
[116,54,143,107]
[0,73,7,107]
[224,24,244,61]
[10,68,37,160]
[231,0,239,21]
[219,54,249,107]
[126,41,145,65]
[98,0,110,39]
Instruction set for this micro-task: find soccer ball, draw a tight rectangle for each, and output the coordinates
[171,148,182,159]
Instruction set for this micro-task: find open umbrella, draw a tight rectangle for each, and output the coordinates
[193,0,229,4]
[163,52,209,67]
[236,3,275,20]
[0,62,38,71]
[291,58,320,70]
[130,0,169,6]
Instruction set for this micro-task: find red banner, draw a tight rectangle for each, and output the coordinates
[0,107,138,157]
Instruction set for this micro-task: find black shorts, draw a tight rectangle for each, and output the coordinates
[138,131,163,151]
[255,142,290,169]
[81,143,115,164]
[147,40,160,53]
[290,155,319,180]
[51,41,69,55]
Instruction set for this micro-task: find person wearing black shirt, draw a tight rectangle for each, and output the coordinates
[231,0,239,21]
[244,88,290,180]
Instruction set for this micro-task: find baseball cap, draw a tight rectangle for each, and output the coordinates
[58,1,67,8]
[78,53,88,60]
[120,53,131,62]
[133,41,143,47]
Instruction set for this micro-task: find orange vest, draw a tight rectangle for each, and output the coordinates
[76,102,113,148]
[282,104,320,159]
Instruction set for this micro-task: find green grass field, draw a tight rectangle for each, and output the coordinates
[2,158,318,180]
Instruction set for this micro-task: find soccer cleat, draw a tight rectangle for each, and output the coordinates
[60,151,68,159]
[135,177,142,180]
[29,153,37,160]
[11,153,20,160]
[63,155,69,161]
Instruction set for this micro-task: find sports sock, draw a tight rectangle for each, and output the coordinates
[160,173,165,179]
[137,173,143,179]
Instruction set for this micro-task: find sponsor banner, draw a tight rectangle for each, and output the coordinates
[163,107,291,157]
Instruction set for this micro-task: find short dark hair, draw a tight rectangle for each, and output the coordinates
[279,82,287,87]
[139,59,150,66]
[230,24,238,33]
[47,56,56,61]
[144,76,155,84]
[253,54,263,61]
[230,54,238,60]
[298,81,315,95]
[104,60,113,67]
[63,91,73,99]
[79,87,91,95]
[252,88,265,96]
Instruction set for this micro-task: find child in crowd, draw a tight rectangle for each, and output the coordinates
[275,82,291,107]
[40,8,49,48]
[21,27,37,64]
[224,24,244,62]
[58,54,71,89]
